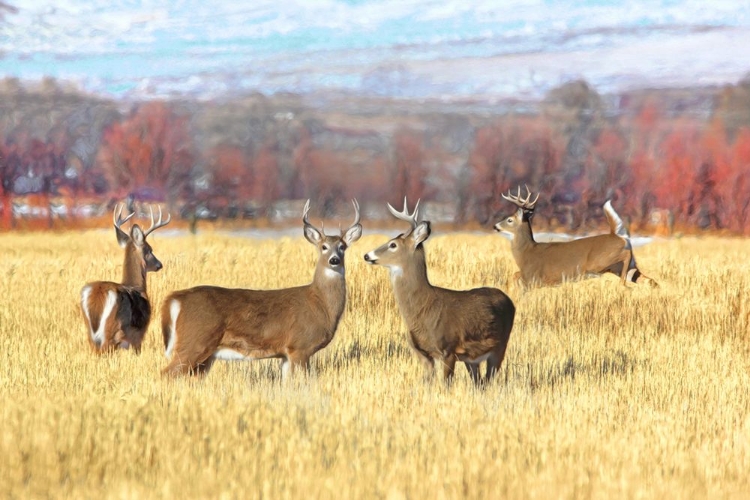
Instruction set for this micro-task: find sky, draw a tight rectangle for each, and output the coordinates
[0,1,749,100]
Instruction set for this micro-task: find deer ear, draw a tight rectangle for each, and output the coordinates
[304,225,322,245]
[343,224,362,246]
[131,224,145,247]
[115,226,130,248]
[411,221,431,247]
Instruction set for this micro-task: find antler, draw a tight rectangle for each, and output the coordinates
[113,203,135,231]
[502,185,539,211]
[341,199,361,235]
[302,199,324,234]
[387,197,421,229]
[143,205,171,238]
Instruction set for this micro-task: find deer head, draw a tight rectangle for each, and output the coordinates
[494,185,539,236]
[114,203,171,274]
[364,198,431,273]
[302,199,362,278]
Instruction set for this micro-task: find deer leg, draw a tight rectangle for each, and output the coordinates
[162,326,222,378]
[465,362,481,386]
[282,352,311,380]
[619,250,632,285]
[485,342,509,384]
[437,356,456,386]
[412,350,435,382]
[192,356,217,377]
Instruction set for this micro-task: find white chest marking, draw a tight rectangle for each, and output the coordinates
[165,299,181,358]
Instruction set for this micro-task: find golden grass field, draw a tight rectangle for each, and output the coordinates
[1,228,749,499]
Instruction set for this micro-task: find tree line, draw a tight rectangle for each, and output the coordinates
[1,76,749,233]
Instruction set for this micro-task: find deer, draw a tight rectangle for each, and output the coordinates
[161,200,362,378]
[363,199,515,387]
[494,186,657,288]
[80,204,171,354]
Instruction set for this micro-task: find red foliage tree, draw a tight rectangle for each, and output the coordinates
[97,102,194,200]
[391,129,432,204]
[712,124,750,233]
[466,117,561,223]
[252,140,280,205]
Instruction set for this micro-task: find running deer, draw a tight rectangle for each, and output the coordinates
[494,186,657,288]
[161,200,362,378]
[364,199,515,386]
[80,204,171,354]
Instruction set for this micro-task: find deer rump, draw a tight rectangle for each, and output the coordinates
[82,283,151,350]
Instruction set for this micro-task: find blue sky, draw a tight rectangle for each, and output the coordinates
[1,1,748,100]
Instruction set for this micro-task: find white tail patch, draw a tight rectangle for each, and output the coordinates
[165,299,181,358]
[93,290,117,348]
[281,359,291,380]
[603,200,628,238]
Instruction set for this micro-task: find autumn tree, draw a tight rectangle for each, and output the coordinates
[97,102,194,201]
[465,117,561,223]
[390,128,432,205]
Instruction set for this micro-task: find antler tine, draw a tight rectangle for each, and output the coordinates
[143,204,171,237]
[113,203,135,229]
[387,197,420,229]
[502,185,539,211]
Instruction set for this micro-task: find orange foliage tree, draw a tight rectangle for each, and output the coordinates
[97,102,194,200]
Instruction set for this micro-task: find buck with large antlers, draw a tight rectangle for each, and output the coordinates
[80,204,171,354]
[161,200,362,378]
[364,199,515,386]
[495,186,657,288]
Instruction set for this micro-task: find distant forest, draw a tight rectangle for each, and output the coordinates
[1,75,750,233]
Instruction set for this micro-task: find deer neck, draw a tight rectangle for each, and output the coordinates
[390,248,436,327]
[311,262,347,322]
[511,219,537,261]
[122,244,147,292]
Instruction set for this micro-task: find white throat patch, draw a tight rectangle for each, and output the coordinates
[389,266,403,283]
[324,267,344,279]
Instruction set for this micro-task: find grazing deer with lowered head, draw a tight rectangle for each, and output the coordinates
[80,204,171,354]
[364,199,515,386]
[495,186,657,288]
[161,200,362,378]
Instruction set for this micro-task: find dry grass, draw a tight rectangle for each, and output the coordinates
[1,230,749,499]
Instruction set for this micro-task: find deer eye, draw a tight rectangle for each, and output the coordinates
[389,242,397,249]
[507,218,513,223]
[322,244,329,251]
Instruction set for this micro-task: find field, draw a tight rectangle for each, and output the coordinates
[1,229,749,499]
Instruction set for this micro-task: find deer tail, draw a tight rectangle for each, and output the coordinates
[603,200,629,238]
[162,297,181,358]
